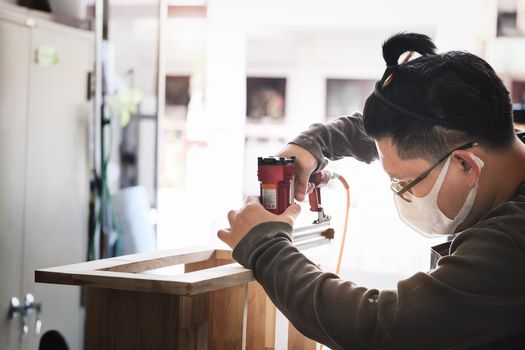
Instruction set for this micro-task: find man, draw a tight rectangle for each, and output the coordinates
[218,33,525,349]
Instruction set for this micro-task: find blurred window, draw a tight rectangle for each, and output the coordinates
[246,77,286,120]
[326,79,375,120]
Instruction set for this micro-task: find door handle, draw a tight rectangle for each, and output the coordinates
[9,296,22,319]
[23,293,42,336]
[8,294,42,338]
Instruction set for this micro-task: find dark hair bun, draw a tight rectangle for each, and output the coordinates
[382,32,436,67]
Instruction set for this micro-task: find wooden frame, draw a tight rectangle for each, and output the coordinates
[35,247,317,349]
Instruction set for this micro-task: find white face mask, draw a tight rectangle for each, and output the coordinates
[394,154,484,238]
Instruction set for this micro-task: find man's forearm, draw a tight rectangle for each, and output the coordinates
[290,113,378,170]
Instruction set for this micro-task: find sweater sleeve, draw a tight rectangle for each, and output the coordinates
[289,113,378,170]
[232,212,525,350]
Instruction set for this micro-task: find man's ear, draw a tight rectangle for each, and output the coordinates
[452,150,483,188]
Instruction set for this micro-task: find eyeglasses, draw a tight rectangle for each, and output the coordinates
[390,141,478,202]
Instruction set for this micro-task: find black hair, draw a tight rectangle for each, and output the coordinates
[362,32,515,161]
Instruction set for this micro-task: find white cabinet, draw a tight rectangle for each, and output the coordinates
[0,4,93,350]
[0,14,30,350]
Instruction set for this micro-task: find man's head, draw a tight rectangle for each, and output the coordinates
[362,33,520,236]
[363,33,515,163]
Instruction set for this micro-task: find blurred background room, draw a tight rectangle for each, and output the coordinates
[1,0,525,348]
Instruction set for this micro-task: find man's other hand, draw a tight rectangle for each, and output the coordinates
[217,195,301,250]
[276,144,318,201]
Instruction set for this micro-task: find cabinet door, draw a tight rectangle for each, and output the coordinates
[0,19,30,350]
[21,23,92,350]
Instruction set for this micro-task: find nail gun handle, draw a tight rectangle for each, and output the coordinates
[308,170,338,212]
[308,171,329,212]
[308,187,322,212]
[308,170,337,223]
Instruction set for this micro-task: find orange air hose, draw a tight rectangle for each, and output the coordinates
[335,175,350,275]
[319,175,350,350]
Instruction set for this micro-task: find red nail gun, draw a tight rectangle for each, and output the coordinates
[257,156,296,215]
[257,156,351,277]
[257,156,337,223]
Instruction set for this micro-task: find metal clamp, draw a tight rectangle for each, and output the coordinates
[293,221,334,250]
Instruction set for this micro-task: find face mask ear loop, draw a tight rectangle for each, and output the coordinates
[426,156,452,198]
[471,153,485,173]
[445,154,484,233]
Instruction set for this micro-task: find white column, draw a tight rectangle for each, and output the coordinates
[203,0,247,239]
[287,38,326,131]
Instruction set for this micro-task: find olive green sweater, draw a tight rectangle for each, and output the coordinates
[232,114,525,350]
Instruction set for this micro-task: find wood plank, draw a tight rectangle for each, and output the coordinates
[214,250,233,261]
[264,293,277,349]
[36,246,217,273]
[177,294,209,349]
[83,285,248,350]
[208,284,246,350]
[185,251,233,272]
[85,287,182,350]
[184,251,247,349]
[104,249,216,273]
[35,249,255,296]
[36,263,254,296]
[246,282,276,350]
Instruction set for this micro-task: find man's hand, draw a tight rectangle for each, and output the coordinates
[276,144,318,202]
[217,195,301,250]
